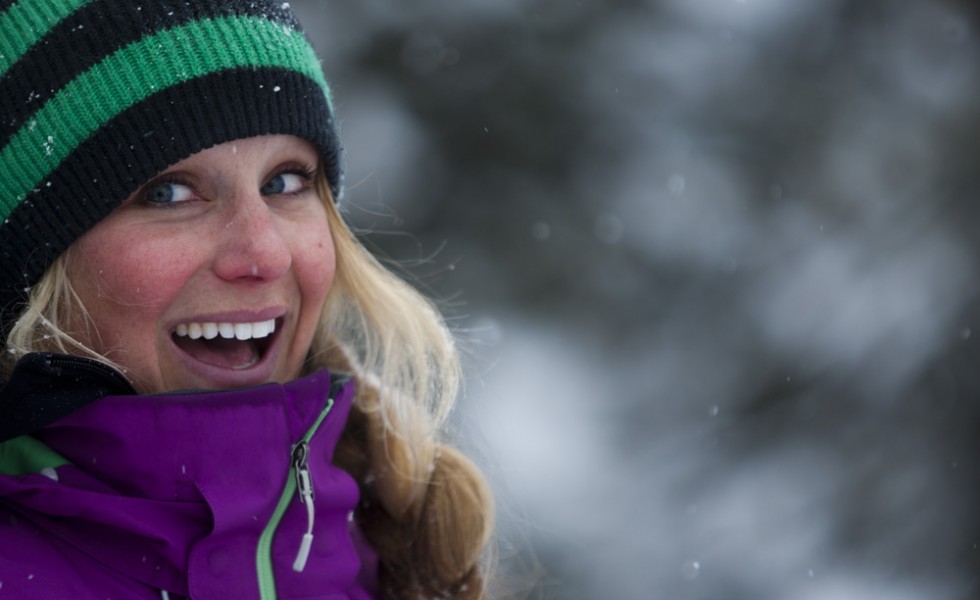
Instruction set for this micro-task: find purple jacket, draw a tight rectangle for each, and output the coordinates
[0,359,377,599]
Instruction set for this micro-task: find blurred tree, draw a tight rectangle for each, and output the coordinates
[295,1,980,597]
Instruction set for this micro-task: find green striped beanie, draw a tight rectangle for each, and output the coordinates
[0,0,342,330]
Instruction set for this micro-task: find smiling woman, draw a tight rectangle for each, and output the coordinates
[65,136,334,393]
[0,2,493,599]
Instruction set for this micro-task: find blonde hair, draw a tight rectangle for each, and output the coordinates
[2,174,495,599]
[2,252,107,366]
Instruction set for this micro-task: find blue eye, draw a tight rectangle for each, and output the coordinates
[143,181,194,204]
[261,172,307,195]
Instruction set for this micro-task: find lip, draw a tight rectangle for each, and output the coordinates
[166,307,288,389]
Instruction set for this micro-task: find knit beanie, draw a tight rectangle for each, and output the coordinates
[0,0,342,332]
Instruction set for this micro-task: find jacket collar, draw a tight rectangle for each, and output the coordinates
[0,352,136,442]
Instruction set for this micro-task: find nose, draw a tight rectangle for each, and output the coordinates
[212,193,291,282]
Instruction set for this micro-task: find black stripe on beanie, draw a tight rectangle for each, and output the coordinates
[0,66,338,325]
[0,0,301,148]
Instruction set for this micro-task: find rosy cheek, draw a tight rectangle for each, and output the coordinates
[311,242,336,280]
[79,235,189,313]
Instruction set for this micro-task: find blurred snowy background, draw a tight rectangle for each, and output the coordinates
[293,1,980,598]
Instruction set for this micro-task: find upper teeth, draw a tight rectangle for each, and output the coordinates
[174,319,276,341]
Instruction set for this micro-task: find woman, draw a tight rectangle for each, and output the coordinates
[0,2,493,599]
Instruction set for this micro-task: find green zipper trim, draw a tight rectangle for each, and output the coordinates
[256,397,334,599]
[0,435,70,475]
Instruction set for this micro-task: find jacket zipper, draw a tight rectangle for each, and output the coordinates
[291,440,316,572]
[255,397,334,600]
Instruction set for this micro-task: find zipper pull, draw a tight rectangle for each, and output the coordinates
[292,441,315,572]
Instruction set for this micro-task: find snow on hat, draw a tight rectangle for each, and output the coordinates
[0,0,342,330]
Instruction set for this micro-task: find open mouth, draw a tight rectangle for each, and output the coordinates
[171,318,280,370]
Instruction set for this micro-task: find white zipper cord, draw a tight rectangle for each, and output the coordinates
[292,441,315,572]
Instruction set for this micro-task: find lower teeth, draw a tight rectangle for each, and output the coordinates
[232,356,260,370]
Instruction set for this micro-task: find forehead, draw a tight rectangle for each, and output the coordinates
[161,135,318,170]
[145,136,319,193]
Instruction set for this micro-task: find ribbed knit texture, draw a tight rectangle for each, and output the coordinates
[0,0,342,330]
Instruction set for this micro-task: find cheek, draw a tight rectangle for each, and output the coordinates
[69,227,193,338]
[299,237,336,302]
[288,236,335,348]
[292,219,336,301]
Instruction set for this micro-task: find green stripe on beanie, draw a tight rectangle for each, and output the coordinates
[0,14,330,223]
[0,0,95,74]
[0,1,343,332]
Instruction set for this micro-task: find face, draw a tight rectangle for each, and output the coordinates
[67,135,335,393]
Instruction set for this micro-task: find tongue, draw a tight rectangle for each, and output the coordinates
[174,336,259,370]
